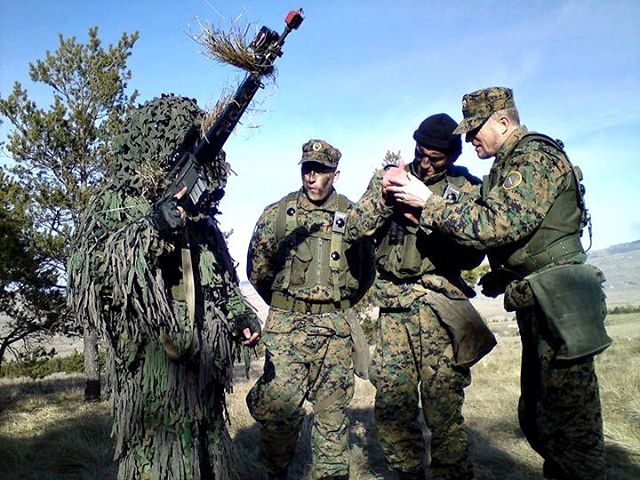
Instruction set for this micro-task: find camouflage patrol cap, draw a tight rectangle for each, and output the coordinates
[453,87,516,134]
[299,139,342,168]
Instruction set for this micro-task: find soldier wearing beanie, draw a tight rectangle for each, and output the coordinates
[343,114,496,480]
[387,88,610,480]
[246,139,375,480]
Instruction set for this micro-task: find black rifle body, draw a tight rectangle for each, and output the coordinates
[163,10,304,212]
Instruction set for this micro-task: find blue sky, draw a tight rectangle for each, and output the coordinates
[1,0,639,279]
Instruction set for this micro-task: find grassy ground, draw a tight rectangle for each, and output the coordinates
[1,313,639,480]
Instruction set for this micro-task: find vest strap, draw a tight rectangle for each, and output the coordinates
[329,211,347,301]
[278,197,298,290]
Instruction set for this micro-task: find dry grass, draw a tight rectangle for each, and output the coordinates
[1,315,639,480]
[191,16,277,77]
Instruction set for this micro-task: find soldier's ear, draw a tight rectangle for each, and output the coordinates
[495,114,510,135]
[333,170,341,183]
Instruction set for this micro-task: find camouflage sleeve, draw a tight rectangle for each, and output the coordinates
[246,203,280,304]
[345,169,394,241]
[420,148,567,249]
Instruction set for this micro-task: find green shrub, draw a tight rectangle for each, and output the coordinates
[607,304,640,315]
[0,351,106,379]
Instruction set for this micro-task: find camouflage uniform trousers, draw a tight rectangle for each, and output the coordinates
[370,302,473,480]
[517,306,606,480]
[246,309,355,479]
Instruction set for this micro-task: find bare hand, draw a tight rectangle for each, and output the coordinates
[382,159,408,190]
[174,186,188,221]
[386,173,432,208]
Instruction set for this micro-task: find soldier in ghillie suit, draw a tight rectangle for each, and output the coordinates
[344,114,495,480]
[387,87,611,480]
[246,139,374,480]
[68,95,261,480]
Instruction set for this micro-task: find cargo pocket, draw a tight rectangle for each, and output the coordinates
[289,241,313,286]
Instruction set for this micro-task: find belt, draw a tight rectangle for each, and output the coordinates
[516,235,584,275]
[271,292,351,314]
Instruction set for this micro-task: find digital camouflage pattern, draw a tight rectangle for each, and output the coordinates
[360,165,484,479]
[420,123,606,479]
[299,139,342,168]
[453,86,515,134]
[518,307,605,480]
[370,304,472,479]
[246,310,353,479]
[247,189,372,306]
[419,127,578,251]
[246,184,373,479]
[68,95,258,480]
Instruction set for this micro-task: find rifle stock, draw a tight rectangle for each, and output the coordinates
[163,9,304,212]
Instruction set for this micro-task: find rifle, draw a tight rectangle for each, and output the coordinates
[162,9,304,212]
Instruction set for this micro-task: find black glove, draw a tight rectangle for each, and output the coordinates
[478,269,515,298]
[152,197,185,238]
[235,312,262,339]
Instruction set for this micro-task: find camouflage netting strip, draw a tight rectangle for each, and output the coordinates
[67,94,252,480]
[110,95,206,200]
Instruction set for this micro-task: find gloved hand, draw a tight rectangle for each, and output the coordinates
[235,312,262,347]
[152,195,186,238]
[478,269,514,298]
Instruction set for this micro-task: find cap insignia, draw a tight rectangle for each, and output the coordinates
[312,142,323,152]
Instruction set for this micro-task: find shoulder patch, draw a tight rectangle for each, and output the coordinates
[503,171,523,190]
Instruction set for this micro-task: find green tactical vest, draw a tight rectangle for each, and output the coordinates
[483,133,589,275]
[377,166,478,280]
[270,191,373,304]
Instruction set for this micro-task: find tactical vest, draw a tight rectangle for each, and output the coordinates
[484,133,590,275]
[377,167,478,281]
[270,191,372,306]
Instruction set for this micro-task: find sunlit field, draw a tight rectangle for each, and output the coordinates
[1,313,638,479]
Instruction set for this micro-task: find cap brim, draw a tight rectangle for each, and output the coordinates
[453,115,488,134]
[299,156,335,168]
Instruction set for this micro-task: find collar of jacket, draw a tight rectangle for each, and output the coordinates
[495,125,528,167]
[297,188,341,211]
[408,161,448,186]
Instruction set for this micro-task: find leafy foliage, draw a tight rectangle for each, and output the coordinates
[0,172,69,367]
[0,27,139,366]
[462,262,490,287]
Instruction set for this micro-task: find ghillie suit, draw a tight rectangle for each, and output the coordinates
[68,95,259,480]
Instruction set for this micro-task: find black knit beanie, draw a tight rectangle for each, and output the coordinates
[413,113,462,156]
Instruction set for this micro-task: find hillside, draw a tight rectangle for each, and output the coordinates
[588,240,640,306]
[241,239,640,323]
[2,239,639,360]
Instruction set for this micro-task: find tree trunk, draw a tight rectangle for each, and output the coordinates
[83,326,101,401]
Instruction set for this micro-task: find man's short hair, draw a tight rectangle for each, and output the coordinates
[491,107,520,125]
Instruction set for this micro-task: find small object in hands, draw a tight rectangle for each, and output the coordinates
[401,205,421,226]
[382,159,408,189]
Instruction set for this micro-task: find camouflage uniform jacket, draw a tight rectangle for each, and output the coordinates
[419,126,585,273]
[247,188,373,334]
[372,163,484,309]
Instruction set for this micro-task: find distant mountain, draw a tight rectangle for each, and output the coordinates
[588,239,640,306]
[241,240,640,323]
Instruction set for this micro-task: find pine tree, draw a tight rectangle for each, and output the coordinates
[0,27,138,399]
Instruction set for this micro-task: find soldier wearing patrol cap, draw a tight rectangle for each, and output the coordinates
[386,87,611,480]
[246,139,374,480]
